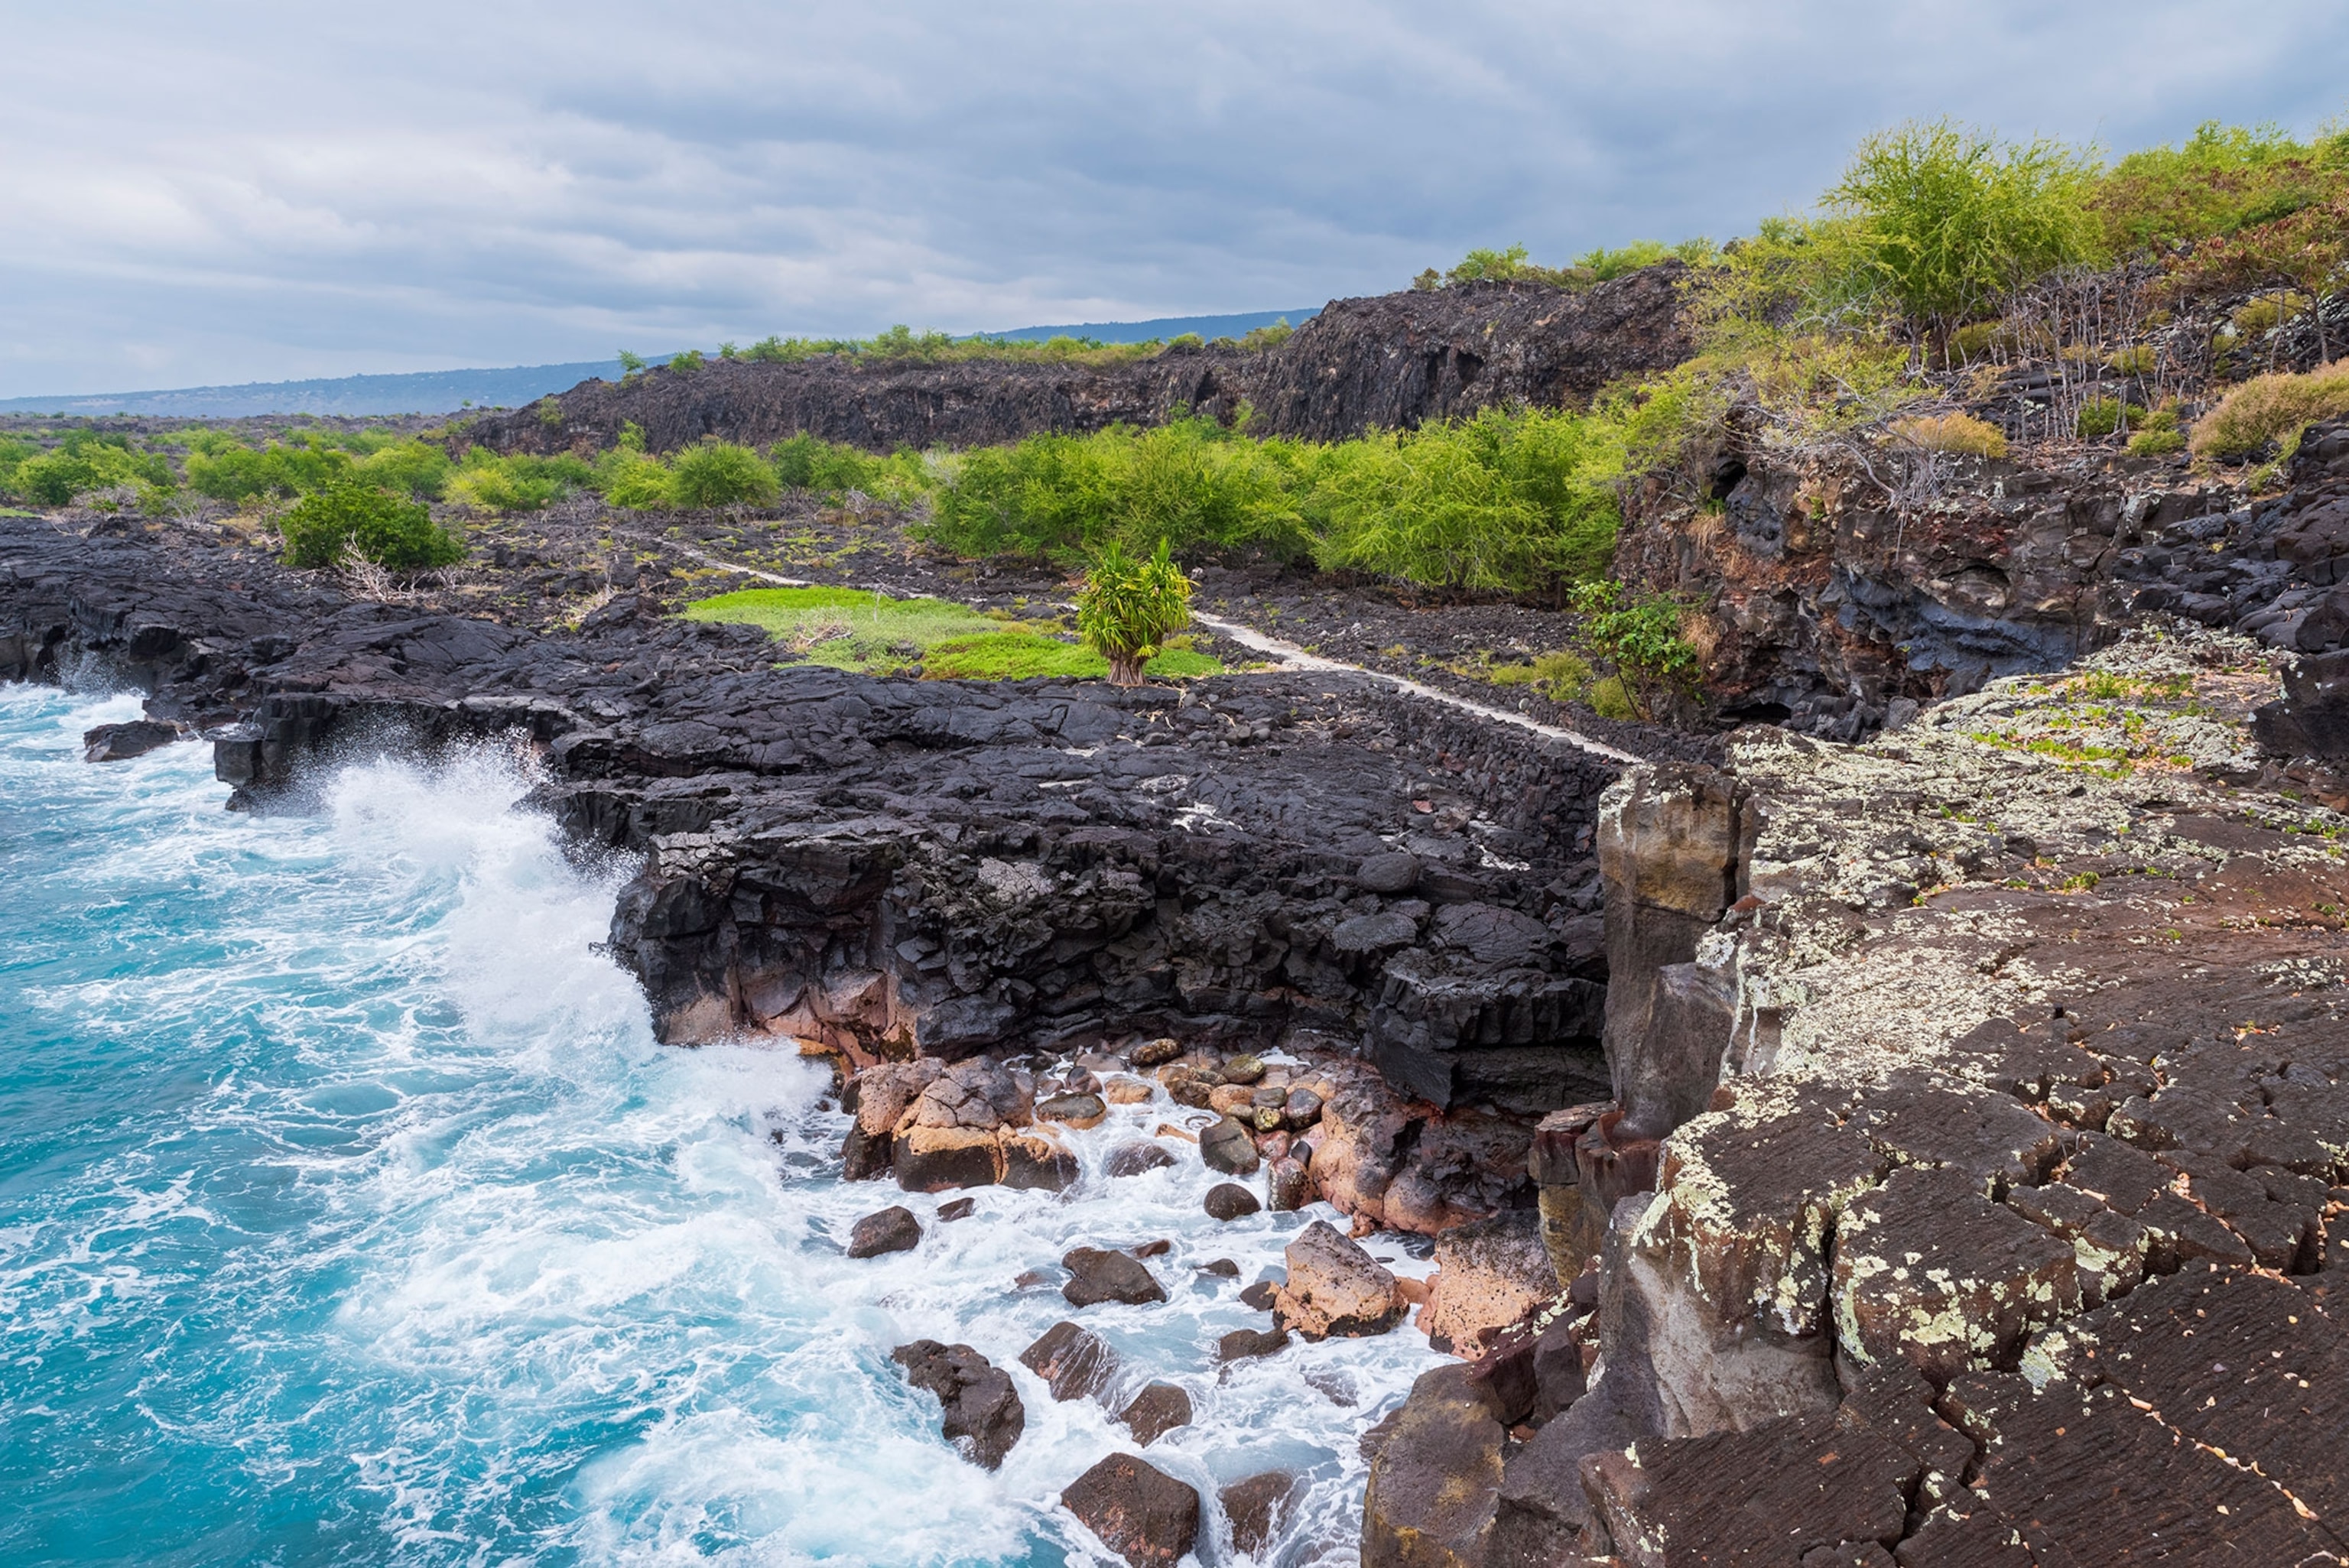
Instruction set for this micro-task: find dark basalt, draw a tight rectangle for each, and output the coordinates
[466,268,1695,459]
[0,514,1630,1107]
[889,1339,1025,1470]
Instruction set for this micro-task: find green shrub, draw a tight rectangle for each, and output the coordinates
[1827,118,2103,335]
[2189,360,2349,459]
[444,450,590,511]
[1311,405,1622,592]
[594,450,674,509]
[1568,581,1701,722]
[537,397,564,429]
[2092,121,2348,255]
[670,441,781,508]
[2128,427,2187,456]
[1891,411,2009,458]
[2075,397,2127,440]
[669,349,706,373]
[770,433,884,494]
[8,434,174,506]
[1076,540,1194,685]
[353,440,452,500]
[281,484,464,570]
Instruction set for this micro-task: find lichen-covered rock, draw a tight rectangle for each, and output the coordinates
[1830,1164,2079,1385]
[1274,1219,1402,1339]
[1361,1365,1506,1568]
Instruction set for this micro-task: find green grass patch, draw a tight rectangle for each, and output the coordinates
[682,586,1222,681]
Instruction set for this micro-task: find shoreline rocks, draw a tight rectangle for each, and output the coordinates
[889,1341,1025,1470]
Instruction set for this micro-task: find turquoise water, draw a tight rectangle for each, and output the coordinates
[0,683,1436,1566]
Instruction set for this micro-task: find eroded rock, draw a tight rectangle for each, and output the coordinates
[1274,1220,1402,1339]
[891,1339,1025,1469]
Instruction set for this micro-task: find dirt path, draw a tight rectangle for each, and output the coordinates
[628,525,1643,765]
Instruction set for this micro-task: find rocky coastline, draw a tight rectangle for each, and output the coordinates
[8,413,2349,1564]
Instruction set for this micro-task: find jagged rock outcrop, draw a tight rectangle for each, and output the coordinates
[466,268,1695,457]
[1368,625,2349,1563]
[0,515,1631,1112]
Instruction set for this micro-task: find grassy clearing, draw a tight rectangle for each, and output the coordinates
[681,586,1223,681]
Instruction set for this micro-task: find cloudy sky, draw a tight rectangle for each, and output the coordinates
[2,1,2342,397]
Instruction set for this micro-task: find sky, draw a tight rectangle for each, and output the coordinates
[2,1,2344,398]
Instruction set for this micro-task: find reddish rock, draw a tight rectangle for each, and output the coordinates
[1019,1320,1118,1403]
[1061,1453,1201,1568]
[1420,1209,1557,1359]
[1274,1220,1402,1339]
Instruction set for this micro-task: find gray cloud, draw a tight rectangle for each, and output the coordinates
[2,0,2341,396]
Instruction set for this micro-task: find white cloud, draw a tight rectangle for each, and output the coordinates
[0,0,2341,394]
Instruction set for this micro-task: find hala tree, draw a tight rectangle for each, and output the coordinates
[1076,540,1191,687]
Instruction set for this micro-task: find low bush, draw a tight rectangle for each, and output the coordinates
[281,483,464,570]
[594,450,674,510]
[2189,361,2349,459]
[1891,411,2009,458]
[7,433,174,505]
[670,441,781,508]
[1568,582,1701,722]
[444,450,592,512]
[1076,541,1194,686]
[1827,118,2104,338]
[2128,427,2187,456]
[1310,405,1622,592]
[2074,398,2127,440]
[770,432,885,494]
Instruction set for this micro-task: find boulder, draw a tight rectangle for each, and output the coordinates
[1037,1091,1108,1129]
[846,1204,921,1258]
[1361,1365,1506,1568]
[1003,1127,1080,1191]
[1105,1140,1177,1178]
[1221,1470,1296,1557]
[1267,1156,1312,1212]
[892,1124,1001,1192]
[1120,1381,1194,1445]
[81,718,180,762]
[1274,1219,1402,1338]
[1130,1037,1183,1067]
[906,1057,1032,1132]
[1063,1246,1168,1307]
[1420,1209,1558,1359]
[1103,1075,1155,1105]
[1019,1320,1119,1402]
[842,1058,944,1179]
[937,1196,976,1222]
[891,1340,1025,1469]
[1200,1115,1261,1175]
[1239,1279,1281,1312]
[1222,1054,1266,1086]
[1217,1325,1290,1362]
[1061,1453,1201,1568]
[1204,1183,1262,1221]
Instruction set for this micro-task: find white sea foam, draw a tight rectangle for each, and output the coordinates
[0,687,1444,1566]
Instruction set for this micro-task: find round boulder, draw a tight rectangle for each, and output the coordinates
[1105,1141,1178,1178]
[846,1204,922,1258]
[1204,1183,1262,1221]
[1062,1245,1168,1307]
[1120,1381,1194,1446]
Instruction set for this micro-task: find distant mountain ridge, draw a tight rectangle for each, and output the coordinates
[0,309,1321,419]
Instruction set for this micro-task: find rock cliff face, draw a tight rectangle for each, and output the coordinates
[467,268,1694,456]
[1620,416,2349,767]
[0,515,1629,1121]
[1366,625,2349,1563]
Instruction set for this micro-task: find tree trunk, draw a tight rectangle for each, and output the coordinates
[1107,650,1147,687]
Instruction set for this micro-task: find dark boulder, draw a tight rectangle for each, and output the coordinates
[1361,1365,1506,1568]
[890,1340,1025,1469]
[846,1204,921,1258]
[1105,1140,1177,1178]
[1019,1320,1118,1403]
[1199,1115,1260,1175]
[1220,1470,1297,1558]
[1204,1182,1262,1221]
[1061,1453,1202,1568]
[82,718,180,762]
[1119,1381,1194,1446]
[1062,1246,1168,1307]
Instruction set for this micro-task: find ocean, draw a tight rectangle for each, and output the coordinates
[0,683,1438,1566]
